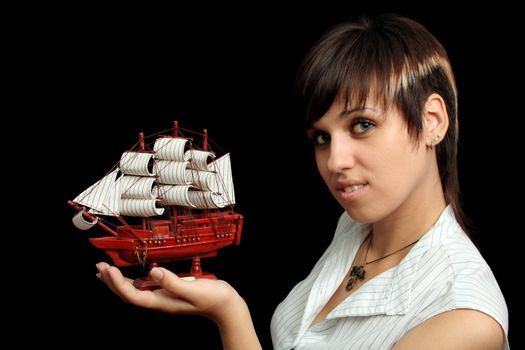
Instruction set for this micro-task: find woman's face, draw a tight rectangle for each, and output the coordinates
[308,100,433,224]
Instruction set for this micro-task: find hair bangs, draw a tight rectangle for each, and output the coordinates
[296,22,412,127]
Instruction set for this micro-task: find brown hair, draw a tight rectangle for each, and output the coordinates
[294,14,468,232]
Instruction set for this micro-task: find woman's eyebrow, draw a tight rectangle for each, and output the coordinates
[340,107,377,118]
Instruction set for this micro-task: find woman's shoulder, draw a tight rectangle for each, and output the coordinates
[415,207,503,298]
[416,228,503,301]
[419,207,492,274]
[408,207,508,338]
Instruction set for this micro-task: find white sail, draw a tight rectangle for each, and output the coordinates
[156,160,192,185]
[72,210,98,230]
[183,154,235,209]
[154,185,196,207]
[187,191,226,209]
[120,176,156,199]
[159,153,236,209]
[120,152,156,176]
[70,126,240,231]
[154,137,190,161]
[120,199,164,217]
[73,169,121,216]
[185,149,215,170]
[189,169,220,192]
[209,153,235,205]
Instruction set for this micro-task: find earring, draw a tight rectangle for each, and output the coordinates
[428,133,442,148]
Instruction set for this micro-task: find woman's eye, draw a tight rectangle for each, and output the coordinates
[315,133,330,145]
[352,119,375,134]
[308,131,330,146]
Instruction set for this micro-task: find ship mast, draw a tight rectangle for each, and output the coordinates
[202,128,208,151]
[173,120,179,136]
[172,121,179,233]
[189,128,209,277]
[139,132,147,231]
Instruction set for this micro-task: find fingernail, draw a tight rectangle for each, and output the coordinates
[150,268,163,280]
[95,263,101,272]
[180,276,196,281]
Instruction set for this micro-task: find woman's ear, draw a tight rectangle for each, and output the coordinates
[424,93,449,147]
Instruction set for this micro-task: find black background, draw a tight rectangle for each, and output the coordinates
[22,2,519,349]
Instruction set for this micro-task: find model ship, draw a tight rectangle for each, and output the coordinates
[68,121,243,289]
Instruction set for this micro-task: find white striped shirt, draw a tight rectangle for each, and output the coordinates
[271,206,509,349]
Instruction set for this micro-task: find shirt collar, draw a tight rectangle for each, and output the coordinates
[327,205,455,318]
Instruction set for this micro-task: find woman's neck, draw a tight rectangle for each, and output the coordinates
[371,178,446,256]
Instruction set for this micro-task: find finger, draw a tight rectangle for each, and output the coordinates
[105,265,156,305]
[97,262,134,284]
[149,267,194,296]
[148,268,201,312]
[95,261,110,278]
[95,262,123,295]
[97,263,143,302]
[106,267,195,313]
[95,262,113,286]
[97,264,199,313]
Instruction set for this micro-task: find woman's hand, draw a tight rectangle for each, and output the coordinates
[95,262,240,322]
[96,262,262,349]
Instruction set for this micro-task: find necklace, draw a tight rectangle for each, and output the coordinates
[345,233,420,291]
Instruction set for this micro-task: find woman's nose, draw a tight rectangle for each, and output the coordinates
[326,135,356,173]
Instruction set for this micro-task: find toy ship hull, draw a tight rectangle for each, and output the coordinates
[90,212,243,267]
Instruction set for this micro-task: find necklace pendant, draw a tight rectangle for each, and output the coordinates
[346,265,366,291]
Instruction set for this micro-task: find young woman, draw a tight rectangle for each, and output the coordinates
[96,14,509,349]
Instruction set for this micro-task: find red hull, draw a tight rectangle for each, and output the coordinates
[90,212,243,267]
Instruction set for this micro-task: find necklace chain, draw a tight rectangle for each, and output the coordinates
[345,232,420,292]
[364,233,420,265]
